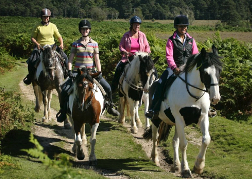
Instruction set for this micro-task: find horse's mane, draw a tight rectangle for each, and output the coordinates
[184,50,223,73]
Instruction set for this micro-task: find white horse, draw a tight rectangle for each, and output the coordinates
[143,45,223,178]
[32,44,69,127]
[118,52,159,133]
[67,68,104,165]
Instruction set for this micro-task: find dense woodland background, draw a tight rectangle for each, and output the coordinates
[1,0,252,27]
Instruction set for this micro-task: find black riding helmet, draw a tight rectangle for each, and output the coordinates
[130,16,142,25]
[79,20,91,33]
[41,8,51,17]
[174,15,189,28]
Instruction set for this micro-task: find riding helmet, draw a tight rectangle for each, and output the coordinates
[130,16,142,25]
[174,15,189,28]
[41,8,51,17]
[79,20,91,32]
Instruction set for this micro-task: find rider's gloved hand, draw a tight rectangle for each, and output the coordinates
[173,67,181,75]
[68,70,73,78]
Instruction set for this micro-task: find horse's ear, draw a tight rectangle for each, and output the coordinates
[52,44,57,51]
[91,71,101,79]
[212,45,218,55]
[77,68,81,76]
[201,48,206,58]
[138,55,143,62]
[153,56,159,64]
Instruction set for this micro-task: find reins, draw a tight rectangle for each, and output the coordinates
[177,54,219,101]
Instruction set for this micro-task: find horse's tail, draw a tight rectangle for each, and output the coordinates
[158,121,172,143]
[143,121,173,143]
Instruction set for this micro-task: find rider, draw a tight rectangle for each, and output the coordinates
[145,15,199,125]
[23,8,68,85]
[56,20,120,123]
[111,16,151,93]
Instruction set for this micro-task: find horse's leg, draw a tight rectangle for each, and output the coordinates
[142,92,150,129]
[130,100,138,134]
[81,123,87,145]
[175,115,192,178]
[74,121,85,160]
[118,96,126,124]
[89,123,99,166]
[42,90,49,122]
[151,124,160,166]
[32,83,41,112]
[46,90,52,121]
[193,114,210,174]
[171,127,181,173]
[135,101,142,128]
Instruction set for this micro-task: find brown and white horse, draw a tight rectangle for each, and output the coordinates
[118,52,159,133]
[67,67,104,165]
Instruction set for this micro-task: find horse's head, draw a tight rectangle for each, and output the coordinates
[197,45,223,104]
[74,67,95,111]
[137,52,159,92]
[40,44,57,80]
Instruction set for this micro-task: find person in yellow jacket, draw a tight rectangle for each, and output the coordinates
[23,8,68,85]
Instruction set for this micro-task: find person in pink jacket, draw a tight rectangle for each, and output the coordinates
[111,16,151,93]
[145,15,199,124]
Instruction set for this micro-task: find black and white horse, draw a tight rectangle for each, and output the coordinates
[118,52,159,133]
[144,45,223,178]
[32,44,68,126]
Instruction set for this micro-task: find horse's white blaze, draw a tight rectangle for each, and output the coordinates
[205,66,221,104]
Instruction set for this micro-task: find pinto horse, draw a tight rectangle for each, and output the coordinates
[118,52,159,133]
[32,44,69,126]
[67,67,104,164]
[143,45,223,178]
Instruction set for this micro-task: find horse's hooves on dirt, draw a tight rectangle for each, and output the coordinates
[131,127,138,134]
[89,160,97,166]
[181,170,192,178]
[193,166,204,174]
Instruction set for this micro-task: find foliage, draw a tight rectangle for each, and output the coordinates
[0,0,252,27]
[0,89,34,140]
[200,32,252,119]
[0,155,21,174]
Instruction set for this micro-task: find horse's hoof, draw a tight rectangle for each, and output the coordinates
[131,127,138,134]
[181,170,192,178]
[42,117,47,123]
[193,166,204,174]
[64,122,71,129]
[34,106,40,113]
[171,165,181,173]
[89,160,97,166]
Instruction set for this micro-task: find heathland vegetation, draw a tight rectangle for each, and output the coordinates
[1,16,252,178]
[1,0,252,27]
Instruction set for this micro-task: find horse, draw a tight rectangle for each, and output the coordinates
[67,67,104,164]
[118,52,159,134]
[143,45,223,178]
[32,44,69,127]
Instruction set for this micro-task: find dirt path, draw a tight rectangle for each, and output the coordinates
[19,81,203,179]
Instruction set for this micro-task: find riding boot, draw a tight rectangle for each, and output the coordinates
[23,62,36,85]
[106,91,120,116]
[56,85,70,122]
[111,62,126,93]
[56,102,67,122]
[106,101,120,116]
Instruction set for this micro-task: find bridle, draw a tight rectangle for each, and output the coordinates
[177,55,219,101]
[77,79,95,111]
